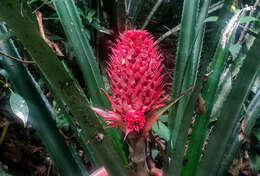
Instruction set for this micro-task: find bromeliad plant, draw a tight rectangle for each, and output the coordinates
[0,0,260,176]
[92,30,168,139]
[92,30,170,175]
[92,29,193,175]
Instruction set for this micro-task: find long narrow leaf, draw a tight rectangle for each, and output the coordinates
[217,14,260,174]
[167,0,199,149]
[0,1,129,175]
[53,0,127,163]
[53,0,107,108]
[0,24,86,176]
[182,43,229,176]
[217,86,260,175]
[181,1,237,175]
[167,0,200,175]
[167,84,201,176]
[60,60,102,166]
[195,31,260,176]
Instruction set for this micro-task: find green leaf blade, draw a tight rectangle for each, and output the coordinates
[196,32,260,176]
[0,1,130,175]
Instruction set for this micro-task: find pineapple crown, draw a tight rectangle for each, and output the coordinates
[92,30,167,139]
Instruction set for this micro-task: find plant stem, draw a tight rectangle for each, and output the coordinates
[127,133,149,176]
[0,51,35,64]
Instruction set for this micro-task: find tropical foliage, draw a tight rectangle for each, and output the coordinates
[0,0,259,175]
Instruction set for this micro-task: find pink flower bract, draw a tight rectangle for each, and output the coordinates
[92,30,167,138]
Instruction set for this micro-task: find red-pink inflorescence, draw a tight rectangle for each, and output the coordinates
[92,30,167,138]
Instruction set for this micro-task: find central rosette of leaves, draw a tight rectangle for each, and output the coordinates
[92,29,167,139]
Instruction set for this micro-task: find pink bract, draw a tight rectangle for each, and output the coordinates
[92,30,167,138]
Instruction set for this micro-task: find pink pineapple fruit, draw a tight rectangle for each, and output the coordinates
[92,30,167,139]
